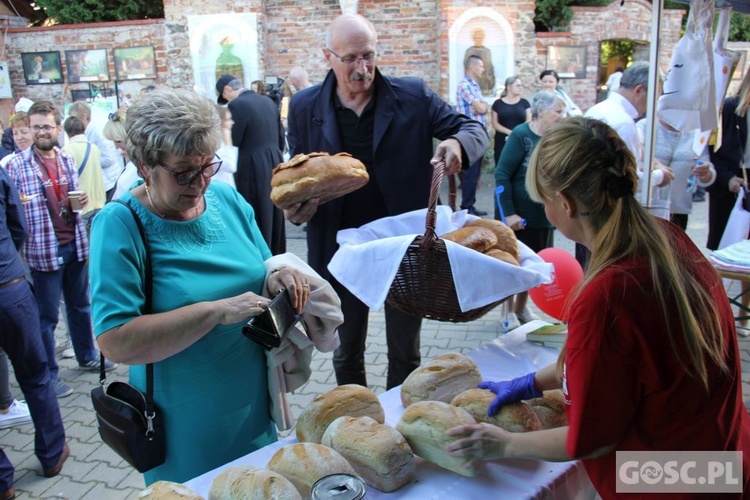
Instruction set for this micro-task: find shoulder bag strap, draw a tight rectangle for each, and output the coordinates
[78,143,91,176]
[99,200,155,414]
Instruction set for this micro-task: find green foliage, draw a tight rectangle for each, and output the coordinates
[570,0,610,6]
[535,0,574,32]
[600,40,634,63]
[33,0,164,25]
[729,12,750,42]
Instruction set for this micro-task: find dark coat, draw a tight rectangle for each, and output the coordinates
[229,89,287,255]
[707,96,749,249]
[287,69,488,279]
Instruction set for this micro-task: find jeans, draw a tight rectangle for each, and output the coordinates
[0,279,66,490]
[30,242,97,379]
[331,278,422,390]
[460,157,482,211]
[0,349,11,410]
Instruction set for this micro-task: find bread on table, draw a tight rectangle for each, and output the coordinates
[525,389,568,429]
[209,466,256,500]
[440,226,497,253]
[396,400,477,477]
[137,481,204,499]
[321,416,416,492]
[267,443,357,498]
[400,353,482,407]
[465,218,521,261]
[295,384,385,443]
[451,389,541,432]
[270,152,369,209]
[208,465,300,500]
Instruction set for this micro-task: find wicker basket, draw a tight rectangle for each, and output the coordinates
[386,163,507,323]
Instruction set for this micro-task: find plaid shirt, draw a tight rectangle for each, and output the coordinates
[456,75,486,126]
[6,146,89,272]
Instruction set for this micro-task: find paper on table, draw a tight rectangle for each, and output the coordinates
[328,206,554,312]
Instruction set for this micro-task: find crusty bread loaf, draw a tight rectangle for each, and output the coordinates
[400,353,482,407]
[270,152,369,209]
[525,390,568,429]
[483,248,519,266]
[440,227,497,253]
[209,466,257,500]
[137,481,203,499]
[296,384,385,443]
[450,389,541,432]
[267,443,357,498]
[396,400,477,477]
[321,416,415,492]
[228,468,301,500]
[466,219,520,261]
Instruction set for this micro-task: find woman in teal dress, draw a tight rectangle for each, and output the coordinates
[89,88,311,485]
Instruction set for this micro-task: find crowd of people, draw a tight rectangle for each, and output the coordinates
[0,11,749,499]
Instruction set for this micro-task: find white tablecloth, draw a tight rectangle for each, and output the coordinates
[185,321,596,499]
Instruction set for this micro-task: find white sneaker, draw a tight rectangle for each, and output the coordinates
[517,307,541,325]
[61,348,75,359]
[0,400,32,429]
[503,312,521,332]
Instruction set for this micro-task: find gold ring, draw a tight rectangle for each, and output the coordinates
[302,284,309,288]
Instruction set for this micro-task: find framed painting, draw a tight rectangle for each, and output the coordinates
[21,51,63,84]
[547,46,587,79]
[113,46,157,81]
[65,49,109,83]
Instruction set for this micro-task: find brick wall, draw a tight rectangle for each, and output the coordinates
[2,0,684,124]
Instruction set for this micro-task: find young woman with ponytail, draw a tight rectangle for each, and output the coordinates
[446,117,750,498]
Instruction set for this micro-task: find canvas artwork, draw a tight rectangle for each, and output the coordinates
[113,46,157,81]
[547,46,587,79]
[66,49,109,83]
[21,51,63,84]
[187,13,260,101]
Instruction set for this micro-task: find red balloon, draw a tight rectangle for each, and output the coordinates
[528,248,584,321]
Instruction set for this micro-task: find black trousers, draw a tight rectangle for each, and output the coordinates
[331,278,422,390]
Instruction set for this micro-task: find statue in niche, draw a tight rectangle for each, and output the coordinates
[215,35,245,82]
[463,27,496,95]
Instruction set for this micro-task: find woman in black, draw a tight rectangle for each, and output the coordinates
[491,76,531,167]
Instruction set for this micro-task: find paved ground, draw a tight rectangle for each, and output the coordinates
[2,173,748,499]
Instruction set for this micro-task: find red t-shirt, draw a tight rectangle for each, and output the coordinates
[564,220,750,499]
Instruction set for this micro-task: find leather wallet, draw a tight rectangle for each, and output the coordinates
[242,289,302,350]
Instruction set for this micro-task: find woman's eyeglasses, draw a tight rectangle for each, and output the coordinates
[158,156,223,186]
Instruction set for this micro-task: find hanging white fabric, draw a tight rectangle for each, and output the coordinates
[658,0,715,132]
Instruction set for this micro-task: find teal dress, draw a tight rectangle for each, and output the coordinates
[89,181,276,485]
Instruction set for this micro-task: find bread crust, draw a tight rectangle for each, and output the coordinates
[400,353,482,407]
[465,219,520,261]
[267,443,357,498]
[137,481,203,499]
[525,389,568,429]
[296,384,385,443]
[440,226,497,253]
[484,248,519,266]
[270,152,369,209]
[451,389,541,432]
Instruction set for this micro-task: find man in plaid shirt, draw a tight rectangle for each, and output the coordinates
[6,101,115,399]
[456,55,489,216]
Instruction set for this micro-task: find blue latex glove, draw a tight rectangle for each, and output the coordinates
[478,372,542,416]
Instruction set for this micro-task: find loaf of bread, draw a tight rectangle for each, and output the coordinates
[525,390,568,429]
[209,466,256,500]
[321,416,416,492]
[396,400,477,477]
[270,152,369,209]
[450,389,541,432]
[400,353,482,407]
[484,248,519,266]
[466,219,520,261]
[137,481,204,499]
[229,468,301,500]
[440,226,497,253]
[296,384,385,443]
[267,443,357,498]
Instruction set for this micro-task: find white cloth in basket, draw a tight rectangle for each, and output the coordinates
[328,206,554,313]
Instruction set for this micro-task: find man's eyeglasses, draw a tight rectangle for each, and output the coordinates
[31,125,56,133]
[158,156,223,186]
[327,49,377,66]
[108,113,122,122]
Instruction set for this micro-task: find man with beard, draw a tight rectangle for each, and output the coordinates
[285,14,488,389]
[6,101,115,399]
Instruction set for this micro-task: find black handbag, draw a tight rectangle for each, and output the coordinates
[242,288,302,350]
[90,200,166,473]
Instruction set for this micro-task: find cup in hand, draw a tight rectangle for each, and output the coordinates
[68,190,84,212]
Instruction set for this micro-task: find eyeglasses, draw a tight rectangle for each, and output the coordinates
[108,113,122,122]
[327,49,377,66]
[158,156,223,186]
[31,125,56,133]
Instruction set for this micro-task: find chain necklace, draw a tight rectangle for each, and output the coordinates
[145,184,200,220]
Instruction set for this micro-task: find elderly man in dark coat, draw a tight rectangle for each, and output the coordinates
[217,75,286,254]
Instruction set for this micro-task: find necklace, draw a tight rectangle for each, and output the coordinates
[145,184,201,220]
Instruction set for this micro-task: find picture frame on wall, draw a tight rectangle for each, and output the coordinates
[546,46,587,79]
[21,51,63,84]
[113,46,157,81]
[65,49,109,83]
